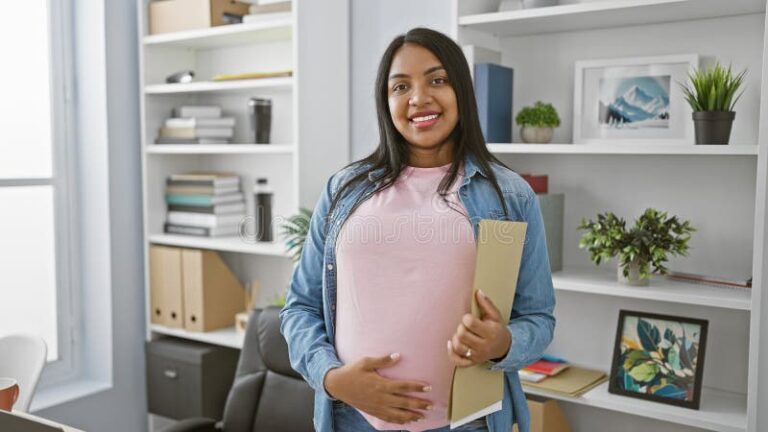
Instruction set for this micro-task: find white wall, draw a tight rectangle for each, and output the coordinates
[36,0,148,430]
[350,0,453,161]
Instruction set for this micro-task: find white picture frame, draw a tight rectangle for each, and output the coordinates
[573,54,699,145]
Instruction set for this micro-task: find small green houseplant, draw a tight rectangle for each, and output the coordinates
[272,207,313,306]
[515,101,561,144]
[680,62,746,145]
[577,208,695,286]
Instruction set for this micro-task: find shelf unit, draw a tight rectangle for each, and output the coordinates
[138,2,349,429]
[137,2,349,421]
[454,0,768,431]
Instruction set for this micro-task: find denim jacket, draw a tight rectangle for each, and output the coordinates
[280,154,556,432]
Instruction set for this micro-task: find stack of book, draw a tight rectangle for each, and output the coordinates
[519,358,570,383]
[164,172,246,237]
[156,105,236,145]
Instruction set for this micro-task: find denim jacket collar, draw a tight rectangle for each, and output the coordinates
[366,152,487,184]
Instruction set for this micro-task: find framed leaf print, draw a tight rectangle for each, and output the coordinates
[609,310,708,409]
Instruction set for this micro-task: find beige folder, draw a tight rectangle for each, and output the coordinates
[149,245,185,328]
[449,220,528,428]
[522,366,607,397]
[181,249,245,332]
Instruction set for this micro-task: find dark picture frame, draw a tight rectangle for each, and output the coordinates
[609,310,708,410]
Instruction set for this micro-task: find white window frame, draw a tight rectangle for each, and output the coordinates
[1,0,82,389]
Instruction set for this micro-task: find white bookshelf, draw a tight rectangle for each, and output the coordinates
[455,0,768,430]
[138,0,349,361]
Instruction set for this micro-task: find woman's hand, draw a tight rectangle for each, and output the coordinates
[447,290,511,368]
[323,353,433,424]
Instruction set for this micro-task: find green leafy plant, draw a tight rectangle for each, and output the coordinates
[281,207,313,263]
[577,208,695,280]
[680,62,746,112]
[515,101,561,128]
[273,207,313,306]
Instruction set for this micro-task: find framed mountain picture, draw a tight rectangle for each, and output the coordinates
[573,54,698,145]
[609,310,708,410]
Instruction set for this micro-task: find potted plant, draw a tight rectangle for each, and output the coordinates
[515,101,560,144]
[272,207,313,306]
[680,62,746,145]
[577,208,695,286]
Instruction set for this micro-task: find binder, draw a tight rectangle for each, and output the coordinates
[474,63,514,143]
[449,220,528,428]
[149,245,185,328]
[181,249,245,332]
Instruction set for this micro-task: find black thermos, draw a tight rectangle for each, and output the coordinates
[253,177,273,242]
[248,98,272,144]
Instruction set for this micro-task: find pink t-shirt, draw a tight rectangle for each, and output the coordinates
[334,163,477,431]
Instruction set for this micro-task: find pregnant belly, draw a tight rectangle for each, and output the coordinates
[335,312,461,430]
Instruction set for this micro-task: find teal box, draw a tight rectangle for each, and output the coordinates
[537,194,564,272]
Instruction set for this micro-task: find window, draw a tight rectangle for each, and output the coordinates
[0,0,77,383]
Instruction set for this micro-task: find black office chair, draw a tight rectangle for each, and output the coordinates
[162,307,315,432]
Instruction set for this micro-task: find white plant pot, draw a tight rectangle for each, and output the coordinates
[520,127,554,144]
[617,258,649,286]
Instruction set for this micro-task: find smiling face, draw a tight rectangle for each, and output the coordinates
[387,43,459,160]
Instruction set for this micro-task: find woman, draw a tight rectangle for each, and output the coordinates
[280,27,555,432]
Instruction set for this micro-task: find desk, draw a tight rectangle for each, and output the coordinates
[1,410,84,432]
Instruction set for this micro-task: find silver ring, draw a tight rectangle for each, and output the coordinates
[465,349,472,358]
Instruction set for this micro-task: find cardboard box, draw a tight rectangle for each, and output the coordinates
[149,0,250,35]
[513,395,571,432]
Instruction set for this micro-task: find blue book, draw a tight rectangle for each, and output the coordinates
[474,63,514,143]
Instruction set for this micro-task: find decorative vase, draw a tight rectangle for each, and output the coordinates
[692,111,735,145]
[617,258,649,286]
[522,0,558,8]
[520,127,554,144]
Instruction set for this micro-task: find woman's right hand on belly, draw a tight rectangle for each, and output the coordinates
[323,353,433,425]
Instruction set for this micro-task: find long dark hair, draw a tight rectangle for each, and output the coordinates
[327,27,511,220]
